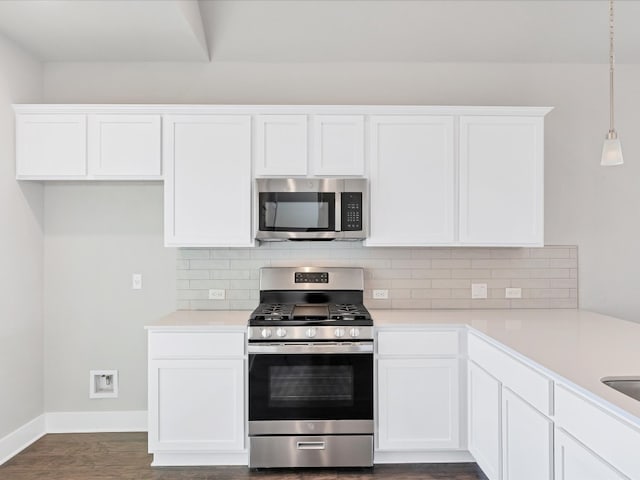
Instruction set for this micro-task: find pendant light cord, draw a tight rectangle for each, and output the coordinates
[609,0,616,135]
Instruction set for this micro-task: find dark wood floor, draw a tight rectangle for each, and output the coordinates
[0,433,487,480]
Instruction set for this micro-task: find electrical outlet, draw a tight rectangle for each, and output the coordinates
[208,289,226,300]
[132,273,142,290]
[373,289,389,300]
[505,287,522,299]
[471,283,488,299]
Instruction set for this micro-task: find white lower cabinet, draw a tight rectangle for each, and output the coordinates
[502,388,553,480]
[147,330,246,465]
[149,359,244,452]
[468,333,553,480]
[554,384,640,479]
[377,357,460,450]
[555,428,627,480]
[376,328,462,457]
[143,324,640,475]
[468,361,501,480]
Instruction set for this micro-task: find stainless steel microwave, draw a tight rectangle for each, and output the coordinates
[255,178,368,241]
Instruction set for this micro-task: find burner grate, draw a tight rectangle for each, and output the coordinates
[252,303,293,320]
[328,303,369,320]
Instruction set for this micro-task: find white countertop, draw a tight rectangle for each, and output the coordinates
[148,308,640,424]
[145,310,251,329]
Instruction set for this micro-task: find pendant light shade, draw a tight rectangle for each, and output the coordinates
[601,133,623,166]
[601,0,623,166]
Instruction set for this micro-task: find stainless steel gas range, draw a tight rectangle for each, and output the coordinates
[247,267,374,469]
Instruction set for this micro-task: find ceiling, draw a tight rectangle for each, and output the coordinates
[0,0,638,64]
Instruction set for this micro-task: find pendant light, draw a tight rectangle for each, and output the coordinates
[601,0,623,166]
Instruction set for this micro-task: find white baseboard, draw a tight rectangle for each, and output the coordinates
[45,410,148,433]
[151,451,249,466]
[0,414,46,466]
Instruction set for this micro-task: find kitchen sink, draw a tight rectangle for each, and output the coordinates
[601,376,640,401]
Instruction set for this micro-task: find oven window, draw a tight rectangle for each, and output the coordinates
[259,192,335,232]
[249,353,373,421]
[269,365,354,407]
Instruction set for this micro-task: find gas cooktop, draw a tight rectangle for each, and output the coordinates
[248,267,374,339]
[250,302,372,325]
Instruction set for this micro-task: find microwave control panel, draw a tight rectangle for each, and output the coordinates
[341,192,363,231]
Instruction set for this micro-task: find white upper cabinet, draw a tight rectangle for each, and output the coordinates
[255,114,308,176]
[88,114,161,178]
[311,115,365,176]
[368,109,548,247]
[16,114,87,178]
[15,109,162,180]
[163,115,252,247]
[14,105,549,247]
[367,115,455,246]
[254,114,366,177]
[459,116,544,246]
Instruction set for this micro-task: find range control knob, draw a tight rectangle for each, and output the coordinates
[306,327,317,338]
[276,328,287,338]
[261,328,272,339]
[334,327,346,338]
[349,328,360,338]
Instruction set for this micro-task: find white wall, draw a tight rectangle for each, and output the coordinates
[43,183,176,413]
[0,35,43,438]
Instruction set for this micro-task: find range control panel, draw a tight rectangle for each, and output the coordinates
[341,192,363,231]
[294,272,329,284]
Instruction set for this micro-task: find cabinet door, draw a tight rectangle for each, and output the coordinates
[377,358,459,450]
[16,114,87,178]
[164,115,252,247]
[311,115,365,176]
[368,116,455,246]
[88,114,161,178]
[148,359,245,452]
[255,115,307,176]
[459,116,544,246]
[468,361,502,480]
[555,428,628,480]
[502,388,553,480]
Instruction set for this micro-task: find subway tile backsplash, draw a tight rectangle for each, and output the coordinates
[176,244,578,311]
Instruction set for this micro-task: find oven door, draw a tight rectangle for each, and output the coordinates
[248,342,373,435]
[257,192,337,240]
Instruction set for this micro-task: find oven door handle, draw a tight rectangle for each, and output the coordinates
[247,342,373,354]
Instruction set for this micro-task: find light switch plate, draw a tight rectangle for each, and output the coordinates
[132,273,142,290]
[471,283,488,299]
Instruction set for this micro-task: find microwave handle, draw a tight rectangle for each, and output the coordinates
[335,192,342,232]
